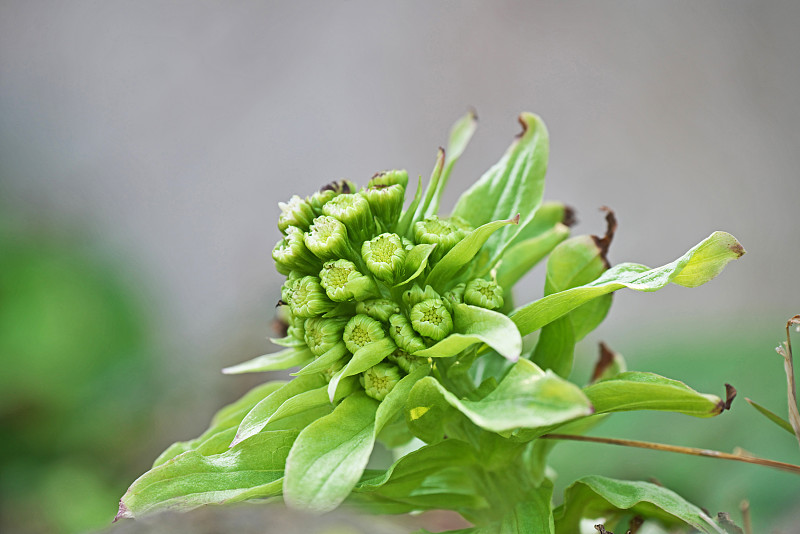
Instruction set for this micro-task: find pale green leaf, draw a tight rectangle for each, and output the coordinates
[425,109,479,218]
[117,430,297,519]
[328,337,396,401]
[414,303,522,362]
[451,112,549,271]
[407,359,592,435]
[397,176,424,238]
[496,223,570,290]
[222,346,314,374]
[293,341,348,376]
[425,216,519,291]
[512,231,745,336]
[283,392,380,513]
[415,148,445,226]
[584,372,724,417]
[473,482,555,534]
[554,475,725,534]
[270,335,305,347]
[395,243,437,287]
[231,374,326,446]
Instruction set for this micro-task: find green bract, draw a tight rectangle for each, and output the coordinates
[120,112,747,534]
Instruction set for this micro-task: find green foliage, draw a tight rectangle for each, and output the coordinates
[119,112,756,533]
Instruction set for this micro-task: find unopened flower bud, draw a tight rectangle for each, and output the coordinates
[464,278,504,310]
[308,180,357,215]
[323,360,345,383]
[402,284,441,309]
[368,169,409,190]
[388,313,427,354]
[410,298,453,341]
[388,348,426,373]
[273,226,323,275]
[413,216,464,260]
[322,193,375,243]
[361,362,402,401]
[304,317,348,356]
[290,276,336,318]
[444,283,466,306]
[362,184,404,231]
[356,299,400,323]
[284,307,306,341]
[278,195,316,234]
[362,233,406,284]
[319,259,379,302]
[305,216,352,261]
[343,314,386,354]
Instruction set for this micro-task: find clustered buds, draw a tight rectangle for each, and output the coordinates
[273,172,507,401]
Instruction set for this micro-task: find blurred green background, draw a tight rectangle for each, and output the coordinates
[1,2,798,533]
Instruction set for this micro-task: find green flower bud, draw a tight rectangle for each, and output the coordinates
[388,313,427,354]
[304,215,352,260]
[413,216,464,260]
[308,180,357,215]
[362,233,406,283]
[323,360,345,383]
[322,193,375,243]
[290,276,336,318]
[272,226,323,275]
[444,282,466,305]
[410,298,453,341]
[368,169,409,189]
[388,348,426,373]
[319,259,380,302]
[449,216,474,234]
[362,184,404,231]
[464,278,504,310]
[303,317,348,357]
[343,314,386,354]
[402,284,441,309]
[284,307,306,341]
[356,299,400,323]
[401,237,415,252]
[361,362,402,401]
[278,195,316,234]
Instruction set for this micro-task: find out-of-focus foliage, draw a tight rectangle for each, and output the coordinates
[0,207,158,534]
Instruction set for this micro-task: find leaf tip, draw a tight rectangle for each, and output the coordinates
[510,213,520,225]
[562,204,577,227]
[591,207,617,268]
[728,241,746,258]
[113,500,133,522]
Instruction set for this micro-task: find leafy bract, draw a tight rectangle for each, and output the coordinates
[425,216,519,291]
[117,430,297,519]
[284,366,431,513]
[424,110,478,218]
[328,337,396,401]
[407,359,592,436]
[511,231,745,336]
[745,398,796,435]
[415,303,522,362]
[452,112,549,272]
[554,475,725,534]
[222,346,314,374]
[153,381,286,467]
[395,243,437,287]
[474,482,555,534]
[584,372,724,417]
[496,223,570,291]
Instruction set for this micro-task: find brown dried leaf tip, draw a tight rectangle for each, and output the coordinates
[562,204,577,228]
[591,206,618,268]
[590,341,617,383]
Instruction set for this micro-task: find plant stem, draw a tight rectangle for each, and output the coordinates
[540,434,800,475]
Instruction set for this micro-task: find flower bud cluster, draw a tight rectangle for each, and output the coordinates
[273,172,507,401]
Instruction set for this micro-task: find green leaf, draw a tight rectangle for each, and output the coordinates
[425,109,479,218]
[532,234,612,377]
[451,112,549,271]
[554,475,725,534]
[473,481,555,534]
[117,430,297,519]
[283,392,380,513]
[496,223,570,290]
[415,303,522,362]
[397,176,424,238]
[584,372,724,417]
[395,243,437,287]
[509,200,569,245]
[293,341,348,376]
[221,346,314,374]
[745,397,796,435]
[425,216,519,291]
[270,335,305,347]
[511,231,745,336]
[328,337,396,401]
[415,148,445,226]
[407,359,592,435]
[152,381,286,467]
[231,374,327,446]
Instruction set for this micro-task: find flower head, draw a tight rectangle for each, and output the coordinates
[319,259,379,302]
[278,195,316,234]
[304,317,348,356]
[368,169,409,189]
[413,216,466,261]
[464,278,504,310]
[361,362,402,401]
[356,299,400,323]
[362,233,406,284]
[322,193,375,243]
[290,276,336,318]
[305,215,352,261]
[343,314,387,354]
[272,226,322,276]
[410,298,453,341]
[362,184,404,231]
[388,313,427,354]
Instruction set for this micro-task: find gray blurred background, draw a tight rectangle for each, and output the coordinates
[1,2,799,533]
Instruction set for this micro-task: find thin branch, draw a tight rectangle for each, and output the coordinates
[540,434,800,475]
[776,315,800,447]
[739,500,753,534]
